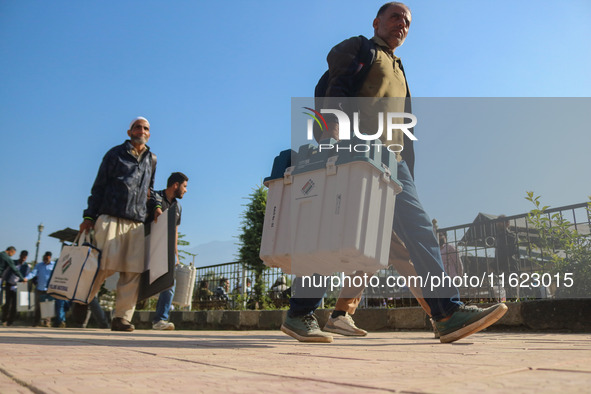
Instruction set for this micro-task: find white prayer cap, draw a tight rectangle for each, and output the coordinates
[129,116,149,129]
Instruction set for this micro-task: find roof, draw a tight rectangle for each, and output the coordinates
[48,227,79,243]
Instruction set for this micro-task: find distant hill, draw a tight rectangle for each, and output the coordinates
[183,240,239,267]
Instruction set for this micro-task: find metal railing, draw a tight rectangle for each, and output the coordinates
[192,263,293,310]
[190,201,590,310]
[434,202,590,302]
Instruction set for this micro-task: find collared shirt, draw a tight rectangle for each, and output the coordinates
[360,36,407,99]
[149,189,182,225]
[161,192,181,226]
[25,261,56,291]
[357,36,408,151]
[324,34,416,176]
[130,145,146,158]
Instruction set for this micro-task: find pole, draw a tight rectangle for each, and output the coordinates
[34,223,44,265]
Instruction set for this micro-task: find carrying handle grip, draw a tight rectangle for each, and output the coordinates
[74,230,95,246]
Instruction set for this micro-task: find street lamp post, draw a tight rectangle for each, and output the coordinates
[34,223,44,265]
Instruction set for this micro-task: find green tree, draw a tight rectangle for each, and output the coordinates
[525,192,591,298]
[237,184,268,307]
[178,232,196,264]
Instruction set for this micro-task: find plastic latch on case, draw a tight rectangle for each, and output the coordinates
[283,166,294,185]
[381,164,391,183]
[326,156,338,176]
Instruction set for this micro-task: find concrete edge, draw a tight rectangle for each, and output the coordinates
[133,299,591,332]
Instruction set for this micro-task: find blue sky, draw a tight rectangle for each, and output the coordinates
[1,0,590,266]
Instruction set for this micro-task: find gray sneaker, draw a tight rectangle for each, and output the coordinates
[281,314,333,343]
[435,303,508,343]
[324,313,367,336]
[152,320,175,330]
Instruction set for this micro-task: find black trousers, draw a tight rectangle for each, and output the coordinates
[1,287,17,325]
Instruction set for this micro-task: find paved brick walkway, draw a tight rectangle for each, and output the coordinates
[0,327,590,393]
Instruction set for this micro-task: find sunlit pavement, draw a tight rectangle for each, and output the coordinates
[1,327,590,393]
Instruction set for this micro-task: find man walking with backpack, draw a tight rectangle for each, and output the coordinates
[281,2,507,344]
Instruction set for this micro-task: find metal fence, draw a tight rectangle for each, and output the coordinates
[192,263,293,310]
[433,202,590,302]
[190,201,590,310]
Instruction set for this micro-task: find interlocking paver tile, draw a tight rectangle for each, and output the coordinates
[1,328,589,393]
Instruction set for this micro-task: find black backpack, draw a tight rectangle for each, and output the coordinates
[312,35,377,142]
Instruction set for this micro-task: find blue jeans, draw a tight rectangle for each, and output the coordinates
[153,280,176,323]
[54,299,71,324]
[88,296,109,328]
[289,160,462,321]
[289,275,326,317]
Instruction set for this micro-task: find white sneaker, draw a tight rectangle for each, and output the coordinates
[323,313,367,336]
[152,320,175,330]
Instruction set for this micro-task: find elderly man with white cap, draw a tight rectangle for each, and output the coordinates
[80,116,157,331]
